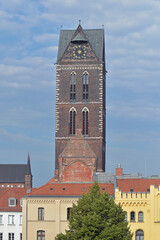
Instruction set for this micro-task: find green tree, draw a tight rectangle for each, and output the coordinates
[55,182,132,240]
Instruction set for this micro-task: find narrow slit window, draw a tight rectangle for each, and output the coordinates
[70,72,76,100]
[82,108,89,135]
[67,208,72,220]
[83,72,89,100]
[69,109,76,135]
[130,211,135,222]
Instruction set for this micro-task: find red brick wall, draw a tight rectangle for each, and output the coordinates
[63,161,92,182]
[55,28,106,181]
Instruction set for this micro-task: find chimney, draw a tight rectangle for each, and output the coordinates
[116,164,123,176]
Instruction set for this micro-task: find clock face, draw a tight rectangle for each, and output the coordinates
[72,45,87,59]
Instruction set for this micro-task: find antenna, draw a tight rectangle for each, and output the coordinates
[79,19,81,25]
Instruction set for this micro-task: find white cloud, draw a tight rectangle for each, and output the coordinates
[33,33,59,44]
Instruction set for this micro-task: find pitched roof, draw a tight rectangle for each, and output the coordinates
[0,164,29,183]
[25,182,114,197]
[57,25,104,62]
[117,178,160,193]
[0,188,29,212]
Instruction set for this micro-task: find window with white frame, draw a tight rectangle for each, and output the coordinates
[0,215,3,224]
[0,233,3,240]
[20,215,22,225]
[8,215,15,225]
[8,198,16,207]
[8,233,14,240]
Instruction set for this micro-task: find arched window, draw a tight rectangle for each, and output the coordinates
[82,72,89,100]
[124,211,127,221]
[70,72,76,100]
[38,208,44,220]
[138,211,143,222]
[69,108,76,135]
[136,230,144,240]
[130,211,135,222]
[82,107,89,135]
[37,230,45,240]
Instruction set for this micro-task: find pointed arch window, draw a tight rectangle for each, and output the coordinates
[82,72,89,100]
[69,108,76,135]
[70,72,76,100]
[82,107,89,135]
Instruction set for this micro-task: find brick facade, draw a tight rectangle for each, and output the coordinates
[55,25,106,182]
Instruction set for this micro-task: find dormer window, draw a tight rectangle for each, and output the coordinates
[8,198,16,207]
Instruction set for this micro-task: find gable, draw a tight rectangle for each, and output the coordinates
[57,25,104,62]
[59,129,96,158]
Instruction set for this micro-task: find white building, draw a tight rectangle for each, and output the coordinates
[0,188,29,240]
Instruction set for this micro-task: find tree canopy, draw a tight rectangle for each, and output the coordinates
[55,182,132,240]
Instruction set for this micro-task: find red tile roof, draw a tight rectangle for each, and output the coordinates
[117,178,160,192]
[25,183,114,197]
[0,188,29,212]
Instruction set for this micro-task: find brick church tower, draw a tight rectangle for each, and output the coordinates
[55,24,106,182]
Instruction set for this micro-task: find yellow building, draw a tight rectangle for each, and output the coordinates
[22,182,114,240]
[115,184,160,240]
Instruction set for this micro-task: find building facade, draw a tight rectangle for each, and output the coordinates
[0,188,29,240]
[55,24,106,182]
[115,177,160,240]
[22,182,114,240]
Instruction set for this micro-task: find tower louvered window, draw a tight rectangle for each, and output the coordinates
[82,108,89,135]
[70,72,76,100]
[69,109,76,135]
[83,72,89,100]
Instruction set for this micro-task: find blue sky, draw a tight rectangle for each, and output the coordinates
[0,0,160,187]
